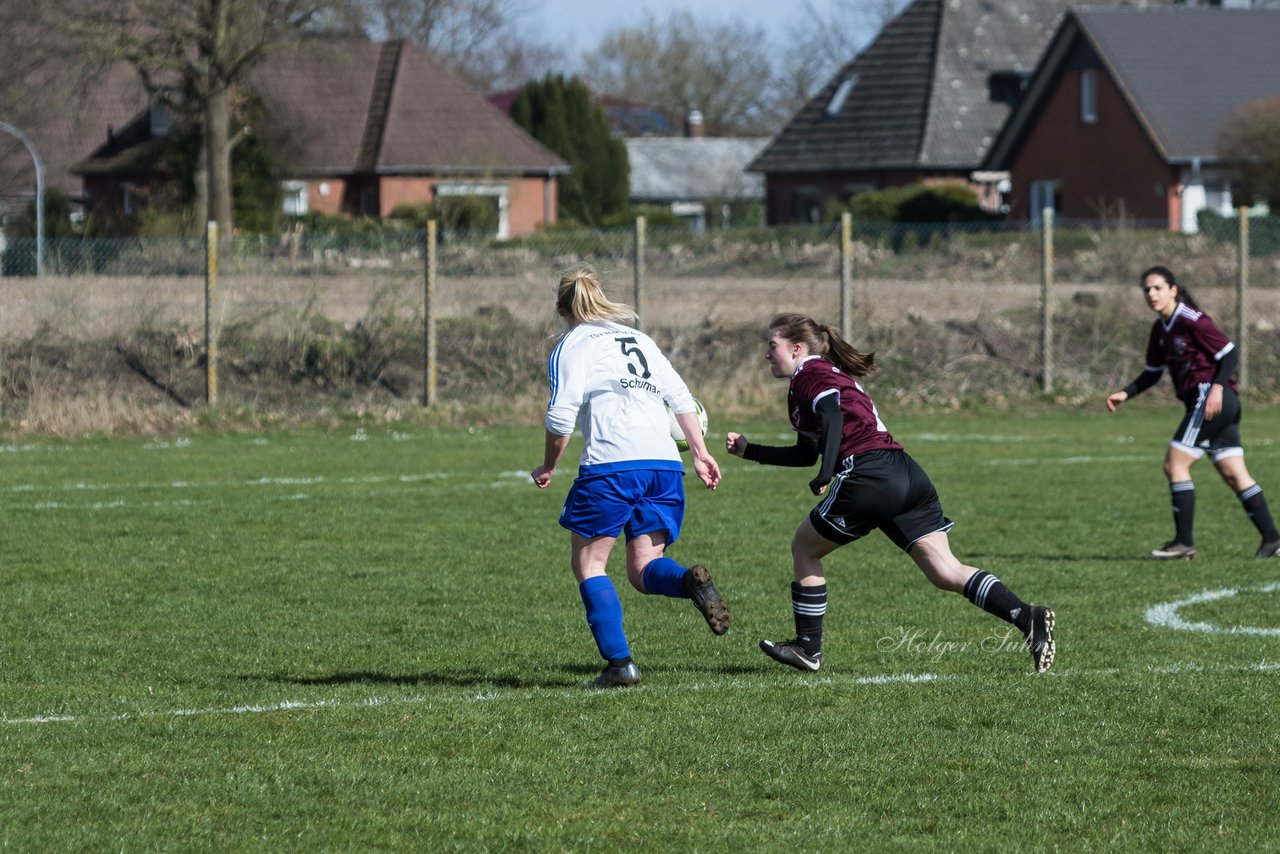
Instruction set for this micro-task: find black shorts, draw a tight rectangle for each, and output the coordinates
[1172,384,1243,461]
[809,449,954,551]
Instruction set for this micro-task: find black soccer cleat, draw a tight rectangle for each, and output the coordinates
[684,564,729,635]
[587,661,640,689]
[1150,540,1197,560]
[759,638,822,672]
[1256,540,1280,559]
[1024,606,1055,674]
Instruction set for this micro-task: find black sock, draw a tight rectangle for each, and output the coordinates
[792,582,827,656]
[1171,481,1195,545]
[1238,484,1280,542]
[963,570,1031,633]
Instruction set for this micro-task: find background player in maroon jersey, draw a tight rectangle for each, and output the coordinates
[726,313,1055,674]
[1106,265,1280,560]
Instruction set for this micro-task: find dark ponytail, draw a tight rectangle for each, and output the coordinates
[769,313,876,377]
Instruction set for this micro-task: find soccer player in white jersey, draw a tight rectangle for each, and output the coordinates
[531,266,728,688]
[727,314,1054,674]
[1107,265,1280,560]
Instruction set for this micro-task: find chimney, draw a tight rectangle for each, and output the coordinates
[686,110,705,139]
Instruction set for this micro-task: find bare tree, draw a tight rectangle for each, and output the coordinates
[1217,96,1280,208]
[583,11,778,136]
[341,0,556,91]
[3,0,336,239]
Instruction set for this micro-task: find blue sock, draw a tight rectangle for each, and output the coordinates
[641,557,688,598]
[579,576,631,662]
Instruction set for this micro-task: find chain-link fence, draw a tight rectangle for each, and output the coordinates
[2,215,1279,427]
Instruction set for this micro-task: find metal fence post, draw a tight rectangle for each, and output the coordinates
[633,215,646,329]
[423,219,438,407]
[1040,209,1054,394]
[840,212,853,341]
[1237,206,1249,390]
[205,221,218,406]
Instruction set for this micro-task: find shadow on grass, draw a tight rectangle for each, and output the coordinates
[966,551,1146,562]
[250,662,763,690]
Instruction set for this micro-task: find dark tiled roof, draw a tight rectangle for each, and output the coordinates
[922,0,1084,167]
[985,7,1280,168]
[379,42,566,174]
[254,39,567,176]
[750,0,1171,175]
[1076,7,1280,162]
[750,0,942,174]
[0,61,149,199]
[51,38,565,184]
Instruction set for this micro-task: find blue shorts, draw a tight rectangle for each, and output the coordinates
[560,469,686,543]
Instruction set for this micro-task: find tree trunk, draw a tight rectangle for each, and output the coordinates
[205,82,232,248]
[193,139,208,231]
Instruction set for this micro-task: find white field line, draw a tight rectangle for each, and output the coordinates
[1145,582,1280,637]
[987,454,1151,466]
[6,661,1279,727]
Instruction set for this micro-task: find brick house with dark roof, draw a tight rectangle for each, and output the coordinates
[748,0,1170,225]
[0,62,150,231]
[981,7,1280,232]
[66,38,567,238]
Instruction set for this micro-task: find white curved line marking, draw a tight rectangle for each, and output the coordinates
[1145,582,1280,636]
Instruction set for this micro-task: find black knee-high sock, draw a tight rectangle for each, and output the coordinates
[963,570,1031,633]
[792,582,827,656]
[1238,484,1280,542]
[1171,480,1195,545]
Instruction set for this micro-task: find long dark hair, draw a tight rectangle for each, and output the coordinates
[1141,265,1199,310]
[769,313,876,377]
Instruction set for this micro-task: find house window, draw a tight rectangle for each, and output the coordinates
[435,183,510,239]
[281,181,309,216]
[1080,69,1097,125]
[1030,180,1058,227]
[150,98,171,138]
[826,75,858,117]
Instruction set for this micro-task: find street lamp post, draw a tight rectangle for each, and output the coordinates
[0,120,45,277]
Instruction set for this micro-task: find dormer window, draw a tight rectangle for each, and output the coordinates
[988,71,1030,107]
[826,75,858,117]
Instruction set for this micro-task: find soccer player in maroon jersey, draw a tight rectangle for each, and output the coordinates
[726,313,1055,674]
[1106,265,1280,560]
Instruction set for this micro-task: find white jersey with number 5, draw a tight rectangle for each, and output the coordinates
[546,320,696,475]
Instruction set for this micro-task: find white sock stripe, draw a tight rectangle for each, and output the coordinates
[1240,484,1263,501]
[1171,481,1196,493]
[792,603,828,616]
[972,574,998,608]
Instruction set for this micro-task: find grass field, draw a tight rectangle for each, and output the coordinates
[4,407,1280,849]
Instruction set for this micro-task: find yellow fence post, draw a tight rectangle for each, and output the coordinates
[423,219,438,407]
[1237,207,1249,390]
[840,212,853,342]
[205,220,218,406]
[1040,209,1054,394]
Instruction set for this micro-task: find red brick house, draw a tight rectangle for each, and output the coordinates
[69,38,568,238]
[747,0,1172,225]
[982,7,1280,232]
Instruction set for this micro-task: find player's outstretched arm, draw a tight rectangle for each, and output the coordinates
[726,432,749,458]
